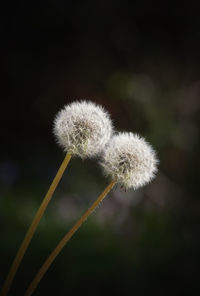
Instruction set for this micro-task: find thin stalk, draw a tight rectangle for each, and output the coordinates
[0,153,72,296]
[25,180,116,296]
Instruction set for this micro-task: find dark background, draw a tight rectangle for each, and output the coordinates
[1,1,200,295]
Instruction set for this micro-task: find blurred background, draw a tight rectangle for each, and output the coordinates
[0,1,200,295]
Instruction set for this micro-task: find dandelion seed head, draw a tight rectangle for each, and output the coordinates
[53,101,113,158]
[101,132,158,189]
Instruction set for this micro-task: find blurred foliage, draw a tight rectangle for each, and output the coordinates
[1,1,200,295]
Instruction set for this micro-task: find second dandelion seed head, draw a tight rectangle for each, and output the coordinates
[53,101,113,158]
[100,132,158,189]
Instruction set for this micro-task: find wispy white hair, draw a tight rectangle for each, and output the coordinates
[53,101,113,158]
[100,132,158,189]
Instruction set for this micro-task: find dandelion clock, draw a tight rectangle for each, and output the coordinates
[1,101,113,296]
[25,132,158,296]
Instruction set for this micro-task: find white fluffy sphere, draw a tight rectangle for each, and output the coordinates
[100,132,158,189]
[53,101,113,158]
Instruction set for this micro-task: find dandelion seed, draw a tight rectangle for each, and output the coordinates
[101,132,158,189]
[53,100,113,158]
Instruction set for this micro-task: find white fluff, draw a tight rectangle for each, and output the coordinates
[53,101,113,158]
[100,132,158,189]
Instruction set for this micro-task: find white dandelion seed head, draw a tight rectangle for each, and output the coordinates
[53,101,113,158]
[100,132,158,189]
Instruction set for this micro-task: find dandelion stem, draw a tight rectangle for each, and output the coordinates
[24,180,116,296]
[0,153,72,296]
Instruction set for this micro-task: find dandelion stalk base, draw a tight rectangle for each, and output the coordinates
[0,153,72,296]
[25,180,116,296]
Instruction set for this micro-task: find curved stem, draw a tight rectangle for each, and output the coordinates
[0,153,72,296]
[25,180,116,296]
